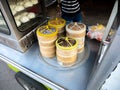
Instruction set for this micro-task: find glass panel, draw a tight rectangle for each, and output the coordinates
[8,0,46,32]
[0,10,10,35]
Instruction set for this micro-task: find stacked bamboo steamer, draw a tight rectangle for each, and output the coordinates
[36,17,86,67]
[36,25,58,58]
[48,18,66,37]
[56,37,78,67]
[66,22,86,53]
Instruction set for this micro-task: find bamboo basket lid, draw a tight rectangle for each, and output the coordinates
[66,22,86,31]
[48,18,66,28]
[56,37,78,50]
[36,25,58,37]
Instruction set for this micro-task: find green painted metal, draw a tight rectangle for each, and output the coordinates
[7,64,52,90]
[7,64,20,72]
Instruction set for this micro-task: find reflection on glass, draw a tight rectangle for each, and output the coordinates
[0,11,10,35]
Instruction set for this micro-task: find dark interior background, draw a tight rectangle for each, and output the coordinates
[47,0,116,26]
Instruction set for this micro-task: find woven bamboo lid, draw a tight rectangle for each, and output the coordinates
[56,37,78,50]
[48,18,66,28]
[67,22,86,31]
[36,25,58,37]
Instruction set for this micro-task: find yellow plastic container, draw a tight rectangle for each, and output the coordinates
[48,18,66,37]
[56,37,78,67]
[36,25,58,58]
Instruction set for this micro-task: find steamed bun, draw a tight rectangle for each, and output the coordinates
[24,1,33,8]
[20,16,30,23]
[11,9,17,15]
[14,5,25,12]
[27,12,35,19]
[31,0,38,5]
[15,20,21,27]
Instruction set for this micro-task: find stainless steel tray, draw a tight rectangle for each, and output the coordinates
[39,42,90,70]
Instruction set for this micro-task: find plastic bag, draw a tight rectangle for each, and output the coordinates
[87,24,105,41]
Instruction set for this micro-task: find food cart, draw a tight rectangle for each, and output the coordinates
[0,0,119,90]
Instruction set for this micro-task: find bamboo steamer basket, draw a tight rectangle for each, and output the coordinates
[66,22,86,53]
[56,37,78,67]
[48,18,66,37]
[36,25,58,58]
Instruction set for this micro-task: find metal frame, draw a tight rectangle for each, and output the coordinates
[87,26,120,90]
[86,0,120,90]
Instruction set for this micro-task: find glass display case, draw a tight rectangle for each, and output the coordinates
[0,0,47,52]
[8,0,46,32]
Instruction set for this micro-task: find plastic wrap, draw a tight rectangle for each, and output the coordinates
[87,24,105,41]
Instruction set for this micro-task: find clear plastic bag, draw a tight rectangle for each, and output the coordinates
[87,24,105,41]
